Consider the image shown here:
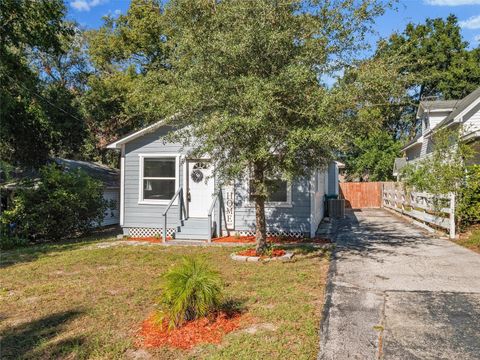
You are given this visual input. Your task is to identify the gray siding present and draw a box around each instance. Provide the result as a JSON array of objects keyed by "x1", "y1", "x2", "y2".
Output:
[
  {"x1": 122, "y1": 126, "x2": 313, "y2": 234},
  {"x1": 123, "y1": 126, "x2": 186, "y2": 229},
  {"x1": 231, "y1": 177, "x2": 311, "y2": 234}
]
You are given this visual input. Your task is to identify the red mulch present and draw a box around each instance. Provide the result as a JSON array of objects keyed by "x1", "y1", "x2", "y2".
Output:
[
  {"x1": 236, "y1": 248, "x2": 286, "y2": 258},
  {"x1": 137, "y1": 312, "x2": 244, "y2": 349},
  {"x1": 127, "y1": 237, "x2": 172, "y2": 243},
  {"x1": 213, "y1": 235, "x2": 331, "y2": 244}
]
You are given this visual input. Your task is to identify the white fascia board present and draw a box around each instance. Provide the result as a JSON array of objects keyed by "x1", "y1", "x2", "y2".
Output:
[
  {"x1": 454, "y1": 97, "x2": 480, "y2": 124},
  {"x1": 107, "y1": 119, "x2": 165, "y2": 149}
]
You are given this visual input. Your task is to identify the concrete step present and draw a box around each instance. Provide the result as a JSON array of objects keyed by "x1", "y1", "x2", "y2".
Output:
[{"x1": 175, "y1": 233, "x2": 211, "y2": 240}]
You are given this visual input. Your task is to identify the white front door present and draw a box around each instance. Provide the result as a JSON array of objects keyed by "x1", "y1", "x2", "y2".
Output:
[{"x1": 187, "y1": 160, "x2": 214, "y2": 217}]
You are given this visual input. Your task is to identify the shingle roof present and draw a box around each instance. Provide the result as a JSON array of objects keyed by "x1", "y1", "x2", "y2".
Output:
[
  {"x1": 1, "y1": 159, "x2": 119, "y2": 189},
  {"x1": 419, "y1": 100, "x2": 459, "y2": 111},
  {"x1": 54, "y1": 158, "x2": 119, "y2": 188}
]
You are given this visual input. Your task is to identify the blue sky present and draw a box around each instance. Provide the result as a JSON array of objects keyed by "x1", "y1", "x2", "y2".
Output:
[{"x1": 66, "y1": 0, "x2": 480, "y2": 48}]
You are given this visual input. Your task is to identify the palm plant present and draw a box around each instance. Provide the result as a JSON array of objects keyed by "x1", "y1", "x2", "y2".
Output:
[{"x1": 156, "y1": 256, "x2": 223, "y2": 329}]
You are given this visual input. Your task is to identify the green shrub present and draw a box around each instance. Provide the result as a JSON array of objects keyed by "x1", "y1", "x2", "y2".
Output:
[
  {"x1": 156, "y1": 257, "x2": 223, "y2": 329},
  {"x1": 1, "y1": 163, "x2": 106, "y2": 241},
  {"x1": 0, "y1": 235, "x2": 29, "y2": 250},
  {"x1": 457, "y1": 165, "x2": 480, "y2": 229}
]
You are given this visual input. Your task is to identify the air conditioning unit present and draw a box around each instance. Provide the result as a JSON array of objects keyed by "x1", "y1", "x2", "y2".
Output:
[{"x1": 328, "y1": 199, "x2": 345, "y2": 219}]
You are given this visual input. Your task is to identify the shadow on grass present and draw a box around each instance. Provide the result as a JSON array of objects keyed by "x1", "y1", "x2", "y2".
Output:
[
  {"x1": 218, "y1": 297, "x2": 249, "y2": 318},
  {"x1": 0, "y1": 226, "x2": 121, "y2": 269},
  {"x1": 0, "y1": 310, "x2": 85, "y2": 359}
]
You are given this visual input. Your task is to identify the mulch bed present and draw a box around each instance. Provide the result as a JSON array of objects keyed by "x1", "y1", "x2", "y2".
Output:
[
  {"x1": 236, "y1": 248, "x2": 286, "y2": 258},
  {"x1": 137, "y1": 312, "x2": 244, "y2": 349},
  {"x1": 213, "y1": 235, "x2": 331, "y2": 244}
]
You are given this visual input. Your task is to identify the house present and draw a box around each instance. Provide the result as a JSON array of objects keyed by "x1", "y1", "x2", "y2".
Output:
[
  {"x1": 401, "y1": 87, "x2": 480, "y2": 165},
  {"x1": 0, "y1": 158, "x2": 120, "y2": 227},
  {"x1": 107, "y1": 120, "x2": 339, "y2": 241}
]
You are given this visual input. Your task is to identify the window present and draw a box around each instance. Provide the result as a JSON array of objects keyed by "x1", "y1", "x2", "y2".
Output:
[
  {"x1": 139, "y1": 155, "x2": 178, "y2": 203},
  {"x1": 249, "y1": 178, "x2": 291, "y2": 204}
]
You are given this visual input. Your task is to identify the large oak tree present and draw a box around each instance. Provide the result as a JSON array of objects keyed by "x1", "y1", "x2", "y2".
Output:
[{"x1": 89, "y1": 0, "x2": 397, "y2": 252}]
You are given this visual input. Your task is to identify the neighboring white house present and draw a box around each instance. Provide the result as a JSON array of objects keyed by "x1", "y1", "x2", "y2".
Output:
[
  {"x1": 401, "y1": 87, "x2": 480, "y2": 166},
  {"x1": 107, "y1": 120, "x2": 339, "y2": 240},
  {"x1": 56, "y1": 159, "x2": 120, "y2": 227},
  {"x1": 0, "y1": 158, "x2": 120, "y2": 227}
]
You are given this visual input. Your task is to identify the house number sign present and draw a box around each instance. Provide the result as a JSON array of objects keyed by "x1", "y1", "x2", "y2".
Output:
[{"x1": 224, "y1": 184, "x2": 235, "y2": 230}]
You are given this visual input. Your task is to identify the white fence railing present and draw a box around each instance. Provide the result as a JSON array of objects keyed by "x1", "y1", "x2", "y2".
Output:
[{"x1": 382, "y1": 182, "x2": 455, "y2": 238}]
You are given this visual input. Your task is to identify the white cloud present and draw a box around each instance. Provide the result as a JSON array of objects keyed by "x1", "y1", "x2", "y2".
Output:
[
  {"x1": 460, "y1": 14, "x2": 480, "y2": 29},
  {"x1": 114, "y1": 9, "x2": 121, "y2": 15},
  {"x1": 475, "y1": 34, "x2": 480, "y2": 42},
  {"x1": 424, "y1": 0, "x2": 480, "y2": 5},
  {"x1": 71, "y1": 0, "x2": 108, "y2": 12}
]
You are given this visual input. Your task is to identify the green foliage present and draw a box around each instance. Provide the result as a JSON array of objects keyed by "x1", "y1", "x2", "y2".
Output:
[
  {"x1": 457, "y1": 165, "x2": 480, "y2": 228},
  {"x1": 1, "y1": 164, "x2": 106, "y2": 240},
  {"x1": 0, "y1": 0, "x2": 77, "y2": 167},
  {"x1": 0, "y1": 222, "x2": 29, "y2": 250},
  {"x1": 87, "y1": 0, "x2": 394, "y2": 251},
  {"x1": 401, "y1": 129, "x2": 473, "y2": 195},
  {"x1": 344, "y1": 131, "x2": 402, "y2": 181},
  {"x1": 374, "y1": 15, "x2": 480, "y2": 138},
  {"x1": 156, "y1": 257, "x2": 222, "y2": 329},
  {"x1": 401, "y1": 129, "x2": 477, "y2": 228}
]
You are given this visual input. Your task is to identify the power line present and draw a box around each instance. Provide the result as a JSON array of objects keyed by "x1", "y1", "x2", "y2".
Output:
[{"x1": 4, "y1": 73, "x2": 85, "y2": 123}]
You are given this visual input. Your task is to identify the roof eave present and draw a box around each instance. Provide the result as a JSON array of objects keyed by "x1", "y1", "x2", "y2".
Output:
[{"x1": 106, "y1": 118, "x2": 170, "y2": 150}]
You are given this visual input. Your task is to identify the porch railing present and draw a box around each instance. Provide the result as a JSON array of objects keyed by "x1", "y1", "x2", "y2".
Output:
[
  {"x1": 208, "y1": 189, "x2": 230, "y2": 242},
  {"x1": 162, "y1": 187, "x2": 187, "y2": 242}
]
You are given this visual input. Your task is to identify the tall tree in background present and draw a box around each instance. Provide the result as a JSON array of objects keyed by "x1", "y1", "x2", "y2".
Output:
[
  {"x1": 342, "y1": 15, "x2": 480, "y2": 181},
  {"x1": 0, "y1": 0, "x2": 85, "y2": 167},
  {"x1": 82, "y1": 0, "x2": 168, "y2": 165},
  {"x1": 376, "y1": 14, "x2": 480, "y2": 137}
]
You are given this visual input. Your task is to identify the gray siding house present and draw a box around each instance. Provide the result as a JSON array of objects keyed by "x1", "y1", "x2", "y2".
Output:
[{"x1": 108, "y1": 120, "x2": 338, "y2": 240}]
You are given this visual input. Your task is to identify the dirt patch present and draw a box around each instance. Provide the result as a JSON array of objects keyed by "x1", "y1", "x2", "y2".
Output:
[
  {"x1": 243, "y1": 323, "x2": 278, "y2": 334},
  {"x1": 137, "y1": 312, "x2": 245, "y2": 349},
  {"x1": 124, "y1": 349, "x2": 152, "y2": 359}
]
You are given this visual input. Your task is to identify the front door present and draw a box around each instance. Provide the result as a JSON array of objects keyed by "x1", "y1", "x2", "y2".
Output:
[{"x1": 187, "y1": 160, "x2": 214, "y2": 217}]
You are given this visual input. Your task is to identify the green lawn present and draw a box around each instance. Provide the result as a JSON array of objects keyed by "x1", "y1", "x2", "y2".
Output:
[
  {"x1": 0, "y1": 236, "x2": 329, "y2": 359},
  {"x1": 457, "y1": 228, "x2": 480, "y2": 254}
]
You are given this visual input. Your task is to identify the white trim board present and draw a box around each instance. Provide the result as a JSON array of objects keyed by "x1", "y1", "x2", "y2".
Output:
[{"x1": 137, "y1": 154, "x2": 180, "y2": 205}]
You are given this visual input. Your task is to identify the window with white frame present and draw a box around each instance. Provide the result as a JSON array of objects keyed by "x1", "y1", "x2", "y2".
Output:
[
  {"x1": 139, "y1": 156, "x2": 178, "y2": 203},
  {"x1": 249, "y1": 178, "x2": 291, "y2": 204}
]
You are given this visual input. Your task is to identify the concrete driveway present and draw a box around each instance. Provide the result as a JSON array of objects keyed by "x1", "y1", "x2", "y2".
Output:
[{"x1": 319, "y1": 209, "x2": 480, "y2": 360}]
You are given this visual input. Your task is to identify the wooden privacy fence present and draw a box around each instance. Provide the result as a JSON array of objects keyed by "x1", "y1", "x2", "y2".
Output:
[
  {"x1": 382, "y1": 182, "x2": 455, "y2": 238},
  {"x1": 339, "y1": 182, "x2": 383, "y2": 208}
]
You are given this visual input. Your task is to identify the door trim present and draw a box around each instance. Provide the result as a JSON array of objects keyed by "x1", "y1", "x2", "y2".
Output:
[{"x1": 186, "y1": 159, "x2": 213, "y2": 218}]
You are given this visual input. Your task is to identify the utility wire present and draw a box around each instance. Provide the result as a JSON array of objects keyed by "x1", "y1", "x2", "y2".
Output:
[{"x1": 4, "y1": 73, "x2": 85, "y2": 123}]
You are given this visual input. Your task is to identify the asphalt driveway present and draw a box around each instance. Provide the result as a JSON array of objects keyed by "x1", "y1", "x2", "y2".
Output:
[{"x1": 319, "y1": 209, "x2": 480, "y2": 360}]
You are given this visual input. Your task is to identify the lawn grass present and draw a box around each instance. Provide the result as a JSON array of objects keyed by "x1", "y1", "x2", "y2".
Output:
[
  {"x1": 457, "y1": 228, "x2": 480, "y2": 254},
  {"x1": 0, "y1": 237, "x2": 330, "y2": 359}
]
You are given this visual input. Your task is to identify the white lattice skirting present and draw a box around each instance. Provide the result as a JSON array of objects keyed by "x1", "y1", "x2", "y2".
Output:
[
  {"x1": 237, "y1": 230, "x2": 308, "y2": 238},
  {"x1": 128, "y1": 227, "x2": 176, "y2": 238}
]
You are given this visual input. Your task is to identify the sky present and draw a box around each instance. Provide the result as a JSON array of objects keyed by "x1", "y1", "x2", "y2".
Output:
[{"x1": 66, "y1": 0, "x2": 480, "y2": 47}]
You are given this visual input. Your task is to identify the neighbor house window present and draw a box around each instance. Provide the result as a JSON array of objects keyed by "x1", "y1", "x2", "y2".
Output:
[
  {"x1": 139, "y1": 155, "x2": 178, "y2": 203},
  {"x1": 249, "y1": 178, "x2": 291, "y2": 204}
]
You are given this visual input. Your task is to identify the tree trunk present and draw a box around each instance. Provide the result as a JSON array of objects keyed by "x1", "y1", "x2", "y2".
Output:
[
  {"x1": 255, "y1": 195, "x2": 267, "y2": 254},
  {"x1": 252, "y1": 162, "x2": 267, "y2": 254}
]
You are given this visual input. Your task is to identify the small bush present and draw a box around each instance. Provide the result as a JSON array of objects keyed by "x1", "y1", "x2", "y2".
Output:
[
  {"x1": 457, "y1": 165, "x2": 480, "y2": 229},
  {"x1": 0, "y1": 235, "x2": 29, "y2": 250},
  {"x1": 156, "y1": 257, "x2": 223, "y2": 329},
  {"x1": 1, "y1": 163, "x2": 106, "y2": 241}
]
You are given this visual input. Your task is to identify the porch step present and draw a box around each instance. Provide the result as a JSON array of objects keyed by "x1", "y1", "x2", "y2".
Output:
[{"x1": 175, "y1": 217, "x2": 211, "y2": 240}]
